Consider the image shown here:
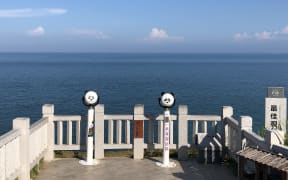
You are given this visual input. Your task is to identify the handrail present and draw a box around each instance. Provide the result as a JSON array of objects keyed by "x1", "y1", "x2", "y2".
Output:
[
  {"x1": 187, "y1": 115, "x2": 221, "y2": 121},
  {"x1": 155, "y1": 114, "x2": 177, "y2": 120},
  {"x1": 104, "y1": 114, "x2": 133, "y2": 120},
  {"x1": 271, "y1": 144, "x2": 288, "y2": 157},
  {"x1": 30, "y1": 117, "x2": 48, "y2": 134},
  {"x1": 242, "y1": 129, "x2": 269, "y2": 150},
  {"x1": 0, "y1": 129, "x2": 21, "y2": 147},
  {"x1": 54, "y1": 115, "x2": 81, "y2": 121},
  {"x1": 225, "y1": 117, "x2": 239, "y2": 130}
]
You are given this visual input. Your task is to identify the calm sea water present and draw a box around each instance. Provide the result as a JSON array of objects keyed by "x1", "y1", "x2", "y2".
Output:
[{"x1": 0, "y1": 53, "x2": 288, "y2": 135}]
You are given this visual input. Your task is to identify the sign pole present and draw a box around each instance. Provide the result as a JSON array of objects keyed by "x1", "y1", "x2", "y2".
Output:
[
  {"x1": 86, "y1": 106, "x2": 94, "y2": 164},
  {"x1": 156, "y1": 92, "x2": 176, "y2": 168},
  {"x1": 163, "y1": 108, "x2": 170, "y2": 166},
  {"x1": 80, "y1": 90, "x2": 99, "y2": 166}
]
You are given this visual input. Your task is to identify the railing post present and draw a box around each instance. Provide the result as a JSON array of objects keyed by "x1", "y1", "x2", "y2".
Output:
[
  {"x1": 42, "y1": 104, "x2": 54, "y2": 162},
  {"x1": 67, "y1": 120, "x2": 72, "y2": 145},
  {"x1": 222, "y1": 106, "x2": 233, "y2": 147},
  {"x1": 202, "y1": 121, "x2": 207, "y2": 133},
  {"x1": 125, "y1": 120, "x2": 130, "y2": 144},
  {"x1": 239, "y1": 116, "x2": 252, "y2": 150},
  {"x1": 133, "y1": 104, "x2": 144, "y2": 160},
  {"x1": 116, "y1": 120, "x2": 122, "y2": 144},
  {"x1": 108, "y1": 120, "x2": 113, "y2": 144},
  {"x1": 178, "y1": 105, "x2": 188, "y2": 160},
  {"x1": 193, "y1": 120, "x2": 198, "y2": 144},
  {"x1": 94, "y1": 104, "x2": 105, "y2": 159},
  {"x1": 13, "y1": 118, "x2": 30, "y2": 180}
]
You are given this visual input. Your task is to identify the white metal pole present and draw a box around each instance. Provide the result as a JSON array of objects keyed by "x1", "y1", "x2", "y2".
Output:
[
  {"x1": 86, "y1": 107, "x2": 94, "y2": 164},
  {"x1": 80, "y1": 106, "x2": 98, "y2": 165},
  {"x1": 156, "y1": 107, "x2": 176, "y2": 168},
  {"x1": 163, "y1": 108, "x2": 170, "y2": 166}
]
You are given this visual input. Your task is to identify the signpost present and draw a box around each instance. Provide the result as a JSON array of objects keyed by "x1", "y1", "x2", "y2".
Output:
[
  {"x1": 79, "y1": 90, "x2": 99, "y2": 165},
  {"x1": 156, "y1": 92, "x2": 176, "y2": 168}
]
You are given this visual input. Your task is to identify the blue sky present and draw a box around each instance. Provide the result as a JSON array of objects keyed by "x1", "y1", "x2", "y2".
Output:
[{"x1": 1, "y1": 1, "x2": 288, "y2": 53}]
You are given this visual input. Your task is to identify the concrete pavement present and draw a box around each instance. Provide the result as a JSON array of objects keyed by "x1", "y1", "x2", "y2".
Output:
[{"x1": 36, "y1": 157, "x2": 236, "y2": 180}]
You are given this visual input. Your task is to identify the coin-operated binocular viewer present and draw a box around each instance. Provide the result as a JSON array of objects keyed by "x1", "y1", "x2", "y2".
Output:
[
  {"x1": 79, "y1": 90, "x2": 99, "y2": 165},
  {"x1": 156, "y1": 92, "x2": 176, "y2": 168}
]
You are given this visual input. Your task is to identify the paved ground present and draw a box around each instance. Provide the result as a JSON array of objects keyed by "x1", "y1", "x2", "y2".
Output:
[{"x1": 36, "y1": 157, "x2": 236, "y2": 180}]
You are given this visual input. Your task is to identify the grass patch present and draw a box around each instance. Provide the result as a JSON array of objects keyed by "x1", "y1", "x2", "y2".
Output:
[
  {"x1": 187, "y1": 148, "x2": 199, "y2": 158},
  {"x1": 257, "y1": 126, "x2": 265, "y2": 137},
  {"x1": 285, "y1": 133, "x2": 288, "y2": 146},
  {"x1": 30, "y1": 164, "x2": 39, "y2": 179},
  {"x1": 29, "y1": 158, "x2": 45, "y2": 179},
  {"x1": 144, "y1": 149, "x2": 178, "y2": 158},
  {"x1": 55, "y1": 150, "x2": 134, "y2": 158},
  {"x1": 55, "y1": 150, "x2": 84, "y2": 158},
  {"x1": 105, "y1": 150, "x2": 132, "y2": 157}
]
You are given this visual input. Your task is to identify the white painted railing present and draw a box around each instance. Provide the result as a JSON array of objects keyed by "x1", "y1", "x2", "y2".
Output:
[
  {"x1": 225, "y1": 117, "x2": 240, "y2": 155},
  {"x1": 151, "y1": 114, "x2": 177, "y2": 149},
  {"x1": 104, "y1": 114, "x2": 133, "y2": 149},
  {"x1": 53, "y1": 115, "x2": 82, "y2": 151},
  {"x1": 29, "y1": 117, "x2": 48, "y2": 168},
  {"x1": 222, "y1": 106, "x2": 288, "y2": 159},
  {"x1": 0, "y1": 105, "x2": 83, "y2": 180},
  {"x1": 0, "y1": 129, "x2": 21, "y2": 180},
  {"x1": 2, "y1": 103, "x2": 288, "y2": 179}
]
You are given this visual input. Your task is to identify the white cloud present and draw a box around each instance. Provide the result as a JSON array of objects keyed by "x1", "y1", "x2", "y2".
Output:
[
  {"x1": 234, "y1": 32, "x2": 250, "y2": 40},
  {"x1": 234, "y1": 25, "x2": 288, "y2": 41},
  {"x1": 150, "y1": 28, "x2": 169, "y2": 39},
  {"x1": 255, "y1": 31, "x2": 272, "y2": 40},
  {"x1": 69, "y1": 29, "x2": 109, "y2": 39},
  {"x1": 281, "y1": 26, "x2": 288, "y2": 34},
  {"x1": 28, "y1": 26, "x2": 45, "y2": 36},
  {"x1": 0, "y1": 8, "x2": 67, "y2": 18},
  {"x1": 147, "y1": 27, "x2": 183, "y2": 41}
]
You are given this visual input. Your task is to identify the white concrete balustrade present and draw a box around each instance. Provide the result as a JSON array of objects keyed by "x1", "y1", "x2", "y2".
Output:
[
  {"x1": 1, "y1": 103, "x2": 288, "y2": 180},
  {"x1": 29, "y1": 117, "x2": 48, "y2": 168},
  {"x1": 53, "y1": 115, "x2": 82, "y2": 151}
]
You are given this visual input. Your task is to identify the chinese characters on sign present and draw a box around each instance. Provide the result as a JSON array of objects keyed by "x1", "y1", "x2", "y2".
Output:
[{"x1": 164, "y1": 122, "x2": 169, "y2": 151}]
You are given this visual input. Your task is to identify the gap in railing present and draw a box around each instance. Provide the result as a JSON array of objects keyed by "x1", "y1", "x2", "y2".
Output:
[
  {"x1": 72, "y1": 121, "x2": 77, "y2": 144},
  {"x1": 62, "y1": 121, "x2": 67, "y2": 144},
  {"x1": 80, "y1": 119, "x2": 87, "y2": 145},
  {"x1": 144, "y1": 121, "x2": 149, "y2": 144},
  {"x1": 174, "y1": 121, "x2": 178, "y2": 144},
  {"x1": 54, "y1": 122, "x2": 57, "y2": 144},
  {"x1": 217, "y1": 123, "x2": 221, "y2": 134},
  {"x1": 130, "y1": 121, "x2": 134, "y2": 143},
  {"x1": 207, "y1": 121, "x2": 212, "y2": 135},
  {"x1": 198, "y1": 122, "x2": 203, "y2": 133},
  {"x1": 104, "y1": 120, "x2": 134, "y2": 144},
  {"x1": 153, "y1": 120, "x2": 159, "y2": 143},
  {"x1": 188, "y1": 121, "x2": 193, "y2": 144},
  {"x1": 104, "y1": 120, "x2": 108, "y2": 143}
]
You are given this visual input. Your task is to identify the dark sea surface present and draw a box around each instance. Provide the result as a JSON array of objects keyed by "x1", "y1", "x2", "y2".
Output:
[{"x1": 0, "y1": 53, "x2": 288, "y2": 135}]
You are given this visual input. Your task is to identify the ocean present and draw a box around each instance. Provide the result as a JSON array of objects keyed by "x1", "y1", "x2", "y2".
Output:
[{"x1": 0, "y1": 53, "x2": 288, "y2": 136}]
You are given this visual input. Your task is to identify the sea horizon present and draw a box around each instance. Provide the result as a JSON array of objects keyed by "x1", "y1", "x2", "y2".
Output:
[{"x1": 0, "y1": 53, "x2": 287, "y2": 137}]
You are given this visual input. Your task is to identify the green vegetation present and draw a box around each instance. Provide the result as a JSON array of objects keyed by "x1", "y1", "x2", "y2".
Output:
[
  {"x1": 285, "y1": 133, "x2": 288, "y2": 146},
  {"x1": 285, "y1": 121, "x2": 288, "y2": 146},
  {"x1": 30, "y1": 158, "x2": 44, "y2": 180},
  {"x1": 55, "y1": 150, "x2": 84, "y2": 158},
  {"x1": 257, "y1": 126, "x2": 265, "y2": 137}
]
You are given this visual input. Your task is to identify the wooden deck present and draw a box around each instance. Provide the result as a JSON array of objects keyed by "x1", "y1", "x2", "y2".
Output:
[{"x1": 237, "y1": 147, "x2": 288, "y2": 180}]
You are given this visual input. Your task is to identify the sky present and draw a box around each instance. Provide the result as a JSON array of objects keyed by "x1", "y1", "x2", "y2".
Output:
[{"x1": 1, "y1": 1, "x2": 288, "y2": 53}]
